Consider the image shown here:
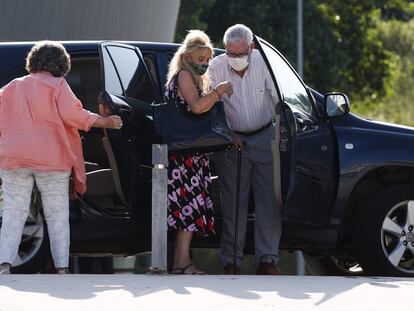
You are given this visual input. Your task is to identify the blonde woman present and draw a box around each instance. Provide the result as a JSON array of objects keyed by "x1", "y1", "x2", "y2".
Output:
[{"x1": 165, "y1": 30, "x2": 232, "y2": 274}]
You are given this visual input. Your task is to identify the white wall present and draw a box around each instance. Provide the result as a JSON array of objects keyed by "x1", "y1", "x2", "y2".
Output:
[{"x1": 0, "y1": 0, "x2": 180, "y2": 42}]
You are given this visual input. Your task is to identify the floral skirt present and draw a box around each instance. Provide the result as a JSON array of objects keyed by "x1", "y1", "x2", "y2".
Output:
[{"x1": 167, "y1": 153, "x2": 215, "y2": 236}]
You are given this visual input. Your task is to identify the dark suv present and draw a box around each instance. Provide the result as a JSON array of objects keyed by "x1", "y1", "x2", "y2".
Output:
[{"x1": 1, "y1": 38, "x2": 414, "y2": 276}]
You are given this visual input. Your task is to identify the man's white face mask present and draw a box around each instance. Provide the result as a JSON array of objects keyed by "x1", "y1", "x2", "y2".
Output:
[{"x1": 228, "y1": 55, "x2": 249, "y2": 71}]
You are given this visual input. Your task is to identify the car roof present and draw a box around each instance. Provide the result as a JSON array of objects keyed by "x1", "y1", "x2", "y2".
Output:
[{"x1": 0, "y1": 40, "x2": 180, "y2": 52}]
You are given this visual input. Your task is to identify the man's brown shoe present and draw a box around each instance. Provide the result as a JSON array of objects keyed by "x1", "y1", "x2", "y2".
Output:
[
  {"x1": 224, "y1": 264, "x2": 241, "y2": 275},
  {"x1": 256, "y1": 262, "x2": 279, "y2": 275}
]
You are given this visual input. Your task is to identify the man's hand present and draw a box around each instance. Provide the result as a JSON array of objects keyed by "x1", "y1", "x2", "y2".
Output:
[{"x1": 216, "y1": 81, "x2": 233, "y2": 97}]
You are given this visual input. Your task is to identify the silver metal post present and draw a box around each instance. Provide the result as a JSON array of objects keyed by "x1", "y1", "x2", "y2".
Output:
[
  {"x1": 296, "y1": 0, "x2": 305, "y2": 275},
  {"x1": 150, "y1": 144, "x2": 168, "y2": 273}
]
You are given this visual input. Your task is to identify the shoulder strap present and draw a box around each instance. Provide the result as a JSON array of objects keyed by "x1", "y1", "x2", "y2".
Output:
[{"x1": 169, "y1": 70, "x2": 181, "y2": 100}]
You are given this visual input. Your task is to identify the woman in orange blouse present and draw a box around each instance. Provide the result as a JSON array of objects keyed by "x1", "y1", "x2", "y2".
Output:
[{"x1": 0, "y1": 40, "x2": 122, "y2": 274}]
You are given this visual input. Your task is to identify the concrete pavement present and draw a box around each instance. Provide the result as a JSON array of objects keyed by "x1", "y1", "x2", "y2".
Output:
[{"x1": 0, "y1": 275, "x2": 412, "y2": 310}]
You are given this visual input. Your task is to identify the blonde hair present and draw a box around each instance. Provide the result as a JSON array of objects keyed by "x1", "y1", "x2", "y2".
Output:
[{"x1": 166, "y1": 30, "x2": 214, "y2": 94}]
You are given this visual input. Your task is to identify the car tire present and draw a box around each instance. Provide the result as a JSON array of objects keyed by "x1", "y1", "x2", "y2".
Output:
[
  {"x1": 353, "y1": 184, "x2": 414, "y2": 276},
  {"x1": 0, "y1": 190, "x2": 51, "y2": 274},
  {"x1": 304, "y1": 254, "x2": 365, "y2": 276}
]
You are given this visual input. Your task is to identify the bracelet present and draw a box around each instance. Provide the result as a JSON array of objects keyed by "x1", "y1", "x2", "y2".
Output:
[{"x1": 212, "y1": 88, "x2": 221, "y2": 100}]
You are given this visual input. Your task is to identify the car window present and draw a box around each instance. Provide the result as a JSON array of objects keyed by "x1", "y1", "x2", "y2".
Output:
[
  {"x1": 66, "y1": 57, "x2": 101, "y2": 113},
  {"x1": 259, "y1": 41, "x2": 315, "y2": 118},
  {"x1": 142, "y1": 53, "x2": 160, "y2": 92},
  {"x1": 104, "y1": 45, "x2": 155, "y2": 104},
  {"x1": 101, "y1": 47, "x2": 125, "y2": 96}
]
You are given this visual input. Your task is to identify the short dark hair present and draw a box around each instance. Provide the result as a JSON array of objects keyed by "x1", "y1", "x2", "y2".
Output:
[{"x1": 25, "y1": 40, "x2": 71, "y2": 77}]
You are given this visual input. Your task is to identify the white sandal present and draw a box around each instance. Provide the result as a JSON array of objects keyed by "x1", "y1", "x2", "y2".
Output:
[{"x1": 171, "y1": 263, "x2": 207, "y2": 275}]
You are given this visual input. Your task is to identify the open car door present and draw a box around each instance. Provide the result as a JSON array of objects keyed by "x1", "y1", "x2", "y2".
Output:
[
  {"x1": 97, "y1": 42, "x2": 162, "y2": 211},
  {"x1": 254, "y1": 36, "x2": 338, "y2": 226}
]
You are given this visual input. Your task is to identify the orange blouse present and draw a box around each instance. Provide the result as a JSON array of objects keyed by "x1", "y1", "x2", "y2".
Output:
[{"x1": 0, "y1": 72, "x2": 99, "y2": 193}]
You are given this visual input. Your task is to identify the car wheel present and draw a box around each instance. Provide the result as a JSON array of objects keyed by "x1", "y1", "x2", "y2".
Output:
[
  {"x1": 0, "y1": 189, "x2": 51, "y2": 273},
  {"x1": 353, "y1": 184, "x2": 414, "y2": 276},
  {"x1": 304, "y1": 254, "x2": 364, "y2": 276}
]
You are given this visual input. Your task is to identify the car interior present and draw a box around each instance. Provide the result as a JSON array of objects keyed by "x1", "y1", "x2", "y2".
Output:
[{"x1": 67, "y1": 57, "x2": 128, "y2": 215}]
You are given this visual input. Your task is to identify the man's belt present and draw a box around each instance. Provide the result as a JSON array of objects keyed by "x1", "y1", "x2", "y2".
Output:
[{"x1": 233, "y1": 121, "x2": 273, "y2": 137}]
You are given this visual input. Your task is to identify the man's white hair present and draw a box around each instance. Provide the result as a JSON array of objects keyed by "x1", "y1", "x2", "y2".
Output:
[{"x1": 223, "y1": 24, "x2": 253, "y2": 45}]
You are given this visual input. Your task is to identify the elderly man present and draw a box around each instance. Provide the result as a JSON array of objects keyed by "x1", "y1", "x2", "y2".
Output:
[{"x1": 208, "y1": 24, "x2": 281, "y2": 275}]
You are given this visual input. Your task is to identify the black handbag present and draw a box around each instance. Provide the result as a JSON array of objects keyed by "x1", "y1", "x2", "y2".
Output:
[{"x1": 152, "y1": 80, "x2": 232, "y2": 152}]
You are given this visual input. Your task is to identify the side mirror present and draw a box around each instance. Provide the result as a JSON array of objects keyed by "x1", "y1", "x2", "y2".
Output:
[{"x1": 324, "y1": 92, "x2": 350, "y2": 117}]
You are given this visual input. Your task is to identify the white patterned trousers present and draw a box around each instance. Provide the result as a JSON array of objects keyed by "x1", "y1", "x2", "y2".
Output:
[{"x1": 0, "y1": 168, "x2": 71, "y2": 269}]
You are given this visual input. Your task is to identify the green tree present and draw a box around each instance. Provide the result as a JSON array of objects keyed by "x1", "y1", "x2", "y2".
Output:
[
  {"x1": 318, "y1": 1, "x2": 395, "y2": 99},
  {"x1": 373, "y1": 0, "x2": 414, "y2": 20},
  {"x1": 175, "y1": 0, "x2": 215, "y2": 43},
  {"x1": 353, "y1": 18, "x2": 414, "y2": 125}
]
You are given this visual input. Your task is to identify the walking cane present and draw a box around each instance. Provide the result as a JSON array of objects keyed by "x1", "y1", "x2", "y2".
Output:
[{"x1": 233, "y1": 145, "x2": 242, "y2": 274}]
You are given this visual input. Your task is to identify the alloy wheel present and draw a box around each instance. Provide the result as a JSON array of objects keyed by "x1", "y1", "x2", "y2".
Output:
[{"x1": 381, "y1": 200, "x2": 414, "y2": 273}]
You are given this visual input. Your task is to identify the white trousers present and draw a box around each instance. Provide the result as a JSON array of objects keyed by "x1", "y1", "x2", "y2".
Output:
[{"x1": 0, "y1": 168, "x2": 71, "y2": 269}]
